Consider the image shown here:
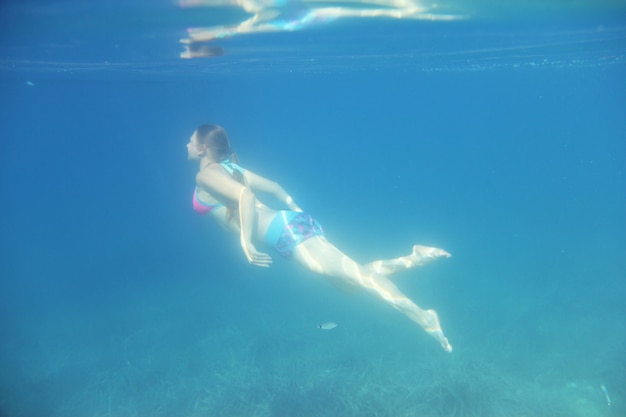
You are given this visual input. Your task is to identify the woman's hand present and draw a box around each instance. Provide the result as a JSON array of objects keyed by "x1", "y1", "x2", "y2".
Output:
[{"x1": 246, "y1": 246, "x2": 273, "y2": 267}]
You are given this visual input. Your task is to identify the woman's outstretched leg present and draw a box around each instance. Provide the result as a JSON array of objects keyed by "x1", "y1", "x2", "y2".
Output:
[
  {"x1": 364, "y1": 245, "x2": 451, "y2": 276},
  {"x1": 294, "y1": 237, "x2": 452, "y2": 352}
]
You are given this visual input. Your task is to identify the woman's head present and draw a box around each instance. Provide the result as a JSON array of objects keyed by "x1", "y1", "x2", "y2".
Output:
[
  {"x1": 191, "y1": 124, "x2": 232, "y2": 162},
  {"x1": 189, "y1": 123, "x2": 245, "y2": 223}
]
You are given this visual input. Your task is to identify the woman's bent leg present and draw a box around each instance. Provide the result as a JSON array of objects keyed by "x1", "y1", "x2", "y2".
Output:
[
  {"x1": 364, "y1": 245, "x2": 451, "y2": 276},
  {"x1": 293, "y1": 237, "x2": 452, "y2": 352}
]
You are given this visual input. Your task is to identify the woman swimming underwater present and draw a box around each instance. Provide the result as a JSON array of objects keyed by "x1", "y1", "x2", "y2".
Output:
[{"x1": 187, "y1": 124, "x2": 453, "y2": 352}]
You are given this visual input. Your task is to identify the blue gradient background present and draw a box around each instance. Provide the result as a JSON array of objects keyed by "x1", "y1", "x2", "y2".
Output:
[{"x1": 1, "y1": 1, "x2": 625, "y2": 416}]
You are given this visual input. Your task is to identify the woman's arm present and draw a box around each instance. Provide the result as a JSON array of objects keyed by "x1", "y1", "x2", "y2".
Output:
[
  {"x1": 197, "y1": 166, "x2": 272, "y2": 267},
  {"x1": 243, "y1": 170, "x2": 302, "y2": 212},
  {"x1": 238, "y1": 187, "x2": 272, "y2": 267}
]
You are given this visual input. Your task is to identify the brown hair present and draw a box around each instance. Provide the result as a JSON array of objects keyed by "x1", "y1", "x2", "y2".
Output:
[{"x1": 195, "y1": 124, "x2": 246, "y2": 223}]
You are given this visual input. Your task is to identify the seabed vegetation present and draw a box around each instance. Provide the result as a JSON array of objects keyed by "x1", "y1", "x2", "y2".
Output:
[{"x1": 1, "y1": 298, "x2": 620, "y2": 417}]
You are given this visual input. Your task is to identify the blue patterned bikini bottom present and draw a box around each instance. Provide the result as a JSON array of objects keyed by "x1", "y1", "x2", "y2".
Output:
[{"x1": 264, "y1": 211, "x2": 325, "y2": 258}]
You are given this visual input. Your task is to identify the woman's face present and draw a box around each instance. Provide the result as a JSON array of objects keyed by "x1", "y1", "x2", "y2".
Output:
[{"x1": 186, "y1": 132, "x2": 205, "y2": 160}]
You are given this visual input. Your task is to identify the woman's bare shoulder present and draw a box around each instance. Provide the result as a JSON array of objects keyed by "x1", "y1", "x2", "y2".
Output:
[{"x1": 196, "y1": 163, "x2": 229, "y2": 184}]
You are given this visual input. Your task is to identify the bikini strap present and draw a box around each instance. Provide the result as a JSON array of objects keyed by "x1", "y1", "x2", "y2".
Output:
[{"x1": 220, "y1": 158, "x2": 245, "y2": 176}]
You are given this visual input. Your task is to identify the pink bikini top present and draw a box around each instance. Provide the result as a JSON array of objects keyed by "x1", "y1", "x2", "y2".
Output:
[
  {"x1": 193, "y1": 187, "x2": 223, "y2": 215},
  {"x1": 192, "y1": 158, "x2": 245, "y2": 215}
]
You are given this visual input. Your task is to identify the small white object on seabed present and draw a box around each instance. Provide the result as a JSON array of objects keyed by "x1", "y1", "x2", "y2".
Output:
[
  {"x1": 317, "y1": 322, "x2": 337, "y2": 330},
  {"x1": 600, "y1": 384, "x2": 612, "y2": 406}
]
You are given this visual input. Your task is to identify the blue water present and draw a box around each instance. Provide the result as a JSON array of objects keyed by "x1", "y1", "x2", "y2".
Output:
[{"x1": 1, "y1": 1, "x2": 625, "y2": 416}]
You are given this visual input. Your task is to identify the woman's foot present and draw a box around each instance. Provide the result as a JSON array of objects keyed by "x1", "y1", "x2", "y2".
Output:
[
  {"x1": 409, "y1": 245, "x2": 451, "y2": 267},
  {"x1": 365, "y1": 245, "x2": 451, "y2": 276},
  {"x1": 423, "y1": 309, "x2": 453, "y2": 353}
]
